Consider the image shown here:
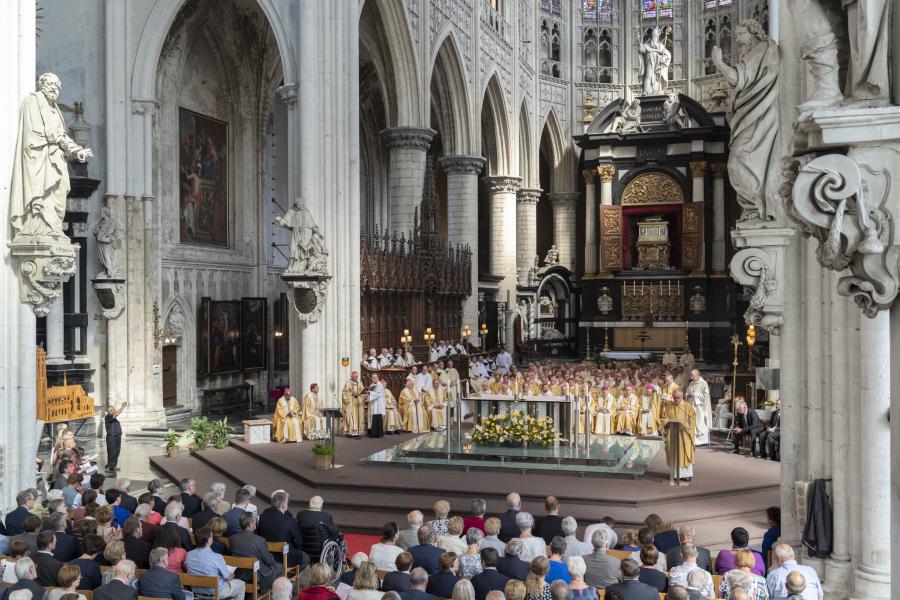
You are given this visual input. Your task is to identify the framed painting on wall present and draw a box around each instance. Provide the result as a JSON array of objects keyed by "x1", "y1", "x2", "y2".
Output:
[
  {"x1": 273, "y1": 293, "x2": 290, "y2": 370},
  {"x1": 241, "y1": 297, "x2": 268, "y2": 371},
  {"x1": 178, "y1": 107, "x2": 228, "y2": 247},
  {"x1": 197, "y1": 297, "x2": 211, "y2": 378},
  {"x1": 209, "y1": 300, "x2": 241, "y2": 374}
]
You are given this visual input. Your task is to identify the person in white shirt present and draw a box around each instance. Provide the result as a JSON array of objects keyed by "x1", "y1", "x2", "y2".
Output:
[
  {"x1": 515, "y1": 512, "x2": 547, "y2": 563},
  {"x1": 475, "y1": 360, "x2": 490, "y2": 380},
  {"x1": 582, "y1": 517, "x2": 618, "y2": 550},
  {"x1": 495, "y1": 348, "x2": 513, "y2": 374},
  {"x1": 766, "y1": 544, "x2": 823, "y2": 600},
  {"x1": 365, "y1": 350, "x2": 380, "y2": 370},
  {"x1": 429, "y1": 343, "x2": 441, "y2": 363},
  {"x1": 560, "y1": 517, "x2": 592, "y2": 560},
  {"x1": 415, "y1": 366, "x2": 433, "y2": 392},
  {"x1": 369, "y1": 522, "x2": 404, "y2": 572},
  {"x1": 379, "y1": 349, "x2": 393, "y2": 368}
]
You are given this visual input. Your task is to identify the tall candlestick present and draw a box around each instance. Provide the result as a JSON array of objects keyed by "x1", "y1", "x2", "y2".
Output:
[{"x1": 668, "y1": 279, "x2": 671, "y2": 294}]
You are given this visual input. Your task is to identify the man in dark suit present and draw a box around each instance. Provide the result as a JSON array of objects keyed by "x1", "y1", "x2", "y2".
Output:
[
  {"x1": 11, "y1": 515, "x2": 42, "y2": 555},
  {"x1": 190, "y1": 492, "x2": 221, "y2": 533},
  {"x1": 33, "y1": 531, "x2": 63, "y2": 587},
  {"x1": 94, "y1": 560, "x2": 139, "y2": 600},
  {"x1": 471, "y1": 548, "x2": 510, "y2": 600},
  {"x1": 117, "y1": 479, "x2": 139, "y2": 514},
  {"x1": 179, "y1": 478, "x2": 202, "y2": 518},
  {"x1": 296, "y1": 495, "x2": 339, "y2": 562},
  {"x1": 139, "y1": 548, "x2": 186, "y2": 600},
  {"x1": 407, "y1": 525, "x2": 444, "y2": 576},
  {"x1": 52, "y1": 460, "x2": 74, "y2": 491},
  {"x1": 760, "y1": 400, "x2": 781, "y2": 460},
  {"x1": 0, "y1": 557, "x2": 45, "y2": 600},
  {"x1": 425, "y1": 553, "x2": 459, "y2": 598},
  {"x1": 381, "y1": 552, "x2": 413, "y2": 593},
  {"x1": 582, "y1": 529, "x2": 621, "y2": 589},
  {"x1": 731, "y1": 401, "x2": 765, "y2": 456},
  {"x1": 399, "y1": 567, "x2": 436, "y2": 600},
  {"x1": 637, "y1": 546, "x2": 667, "y2": 593},
  {"x1": 664, "y1": 526, "x2": 712, "y2": 573},
  {"x1": 496, "y1": 539, "x2": 530, "y2": 581},
  {"x1": 122, "y1": 517, "x2": 151, "y2": 569},
  {"x1": 533, "y1": 496, "x2": 564, "y2": 545},
  {"x1": 496, "y1": 492, "x2": 521, "y2": 543},
  {"x1": 604, "y1": 559, "x2": 659, "y2": 600},
  {"x1": 4, "y1": 490, "x2": 36, "y2": 536},
  {"x1": 256, "y1": 490, "x2": 308, "y2": 569},
  {"x1": 229, "y1": 512, "x2": 279, "y2": 593},
  {"x1": 222, "y1": 488, "x2": 253, "y2": 536},
  {"x1": 49, "y1": 511, "x2": 80, "y2": 562}
]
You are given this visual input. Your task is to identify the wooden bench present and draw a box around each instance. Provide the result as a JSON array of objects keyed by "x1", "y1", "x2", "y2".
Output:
[
  {"x1": 266, "y1": 541, "x2": 299, "y2": 584},
  {"x1": 179, "y1": 572, "x2": 220, "y2": 600},
  {"x1": 225, "y1": 555, "x2": 269, "y2": 600}
]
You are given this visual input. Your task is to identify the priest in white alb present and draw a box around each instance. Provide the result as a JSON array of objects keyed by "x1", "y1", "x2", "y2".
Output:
[
  {"x1": 367, "y1": 373, "x2": 386, "y2": 438},
  {"x1": 684, "y1": 369, "x2": 712, "y2": 445}
]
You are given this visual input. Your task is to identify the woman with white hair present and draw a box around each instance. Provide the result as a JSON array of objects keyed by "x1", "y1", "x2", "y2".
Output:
[
  {"x1": 209, "y1": 482, "x2": 229, "y2": 514},
  {"x1": 565, "y1": 556, "x2": 596, "y2": 600},
  {"x1": 451, "y1": 578, "x2": 476, "y2": 600},
  {"x1": 515, "y1": 513, "x2": 547, "y2": 563},
  {"x1": 458, "y1": 528, "x2": 484, "y2": 577}
]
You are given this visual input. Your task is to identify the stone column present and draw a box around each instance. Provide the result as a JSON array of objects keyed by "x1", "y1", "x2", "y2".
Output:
[
  {"x1": 45, "y1": 298, "x2": 65, "y2": 364},
  {"x1": 548, "y1": 192, "x2": 578, "y2": 271},
  {"x1": 440, "y1": 155, "x2": 485, "y2": 329},
  {"x1": 583, "y1": 169, "x2": 597, "y2": 274},
  {"x1": 852, "y1": 311, "x2": 892, "y2": 600},
  {"x1": 711, "y1": 163, "x2": 727, "y2": 272},
  {"x1": 381, "y1": 126, "x2": 435, "y2": 235},
  {"x1": 485, "y1": 176, "x2": 522, "y2": 347},
  {"x1": 689, "y1": 162, "x2": 706, "y2": 202},
  {"x1": 0, "y1": 0, "x2": 37, "y2": 513},
  {"x1": 598, "y1": 165, "x2": 615, "y2": 206},
  {"x1": 825, "y1": 283, "x2": 853, "y2": 596},
  {"x1": 516, "y1": 189, "x2": 541, "y2": 283}
]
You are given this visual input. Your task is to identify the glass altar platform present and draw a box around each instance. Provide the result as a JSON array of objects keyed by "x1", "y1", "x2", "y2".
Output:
[{"x1": 361, "y1": 432, "x2": 664, "y2": 478}]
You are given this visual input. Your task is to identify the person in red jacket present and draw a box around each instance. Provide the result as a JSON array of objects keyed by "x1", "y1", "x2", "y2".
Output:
[{"x1": 298, "y1": 564, "x2": 339, "y2": 600}]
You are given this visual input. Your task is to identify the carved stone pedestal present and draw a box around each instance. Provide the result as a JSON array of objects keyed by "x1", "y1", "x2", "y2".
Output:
[
  {"x1": 282, "y1": 273, "x2": 332, "y2": 324},
  {"x1": 91, "y1": 277, "x2": 126, "y2": 319},
  {"x1": 729, "y1": 227, "x2": 795, "y2": 334},
  {"x1": 8, "y1": 238, "x2": 79, "y2": 317}
]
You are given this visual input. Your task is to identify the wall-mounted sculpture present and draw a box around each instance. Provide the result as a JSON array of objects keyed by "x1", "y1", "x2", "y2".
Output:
[
  {"x1": 91, "y1": 205, "x2": 126, "y2": 319},
  {"x1": 8, "y1": 74, "x2": 93, "y2": 316},
  {"x1": 276, "y1": 199, "x2": 331, "y2": 324}
]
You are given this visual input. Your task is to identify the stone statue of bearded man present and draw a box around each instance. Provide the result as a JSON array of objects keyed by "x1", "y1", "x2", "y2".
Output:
[{"x1": 9, "y1": 73, "x2": 93, "y2": 241}]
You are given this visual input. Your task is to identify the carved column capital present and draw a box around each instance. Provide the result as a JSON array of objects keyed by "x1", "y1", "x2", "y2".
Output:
[
  {"x1": 483, "y1": 175, "x2": 522, "y2": 194},
  {"x1": 710, "y1": 163, "x2": 728, "y2": 178},
  {"x1": 689, "y1": 161, "x2": 708, "y2": 178},
  {"x1": 582, "y1": 169, "x2": 597, "y2": 185},
  {"x1": 275, "y1": 83, "x2": 298, "y2": 107},
  {"x1": 597, "y1": 165, "x2": 616, "y2": 183},
  {"x1": 380, "y1": 126, "x2": 436, "y2": 150},
  {"x1": 439, "y1": 155, "x2": 485, "y2": 176},
  {"x1": 729, "y1": 227, "x2": 795, "y2": 335},
  {"x1": 517, "y1": 188, "x2": 542, "y2": 205}
]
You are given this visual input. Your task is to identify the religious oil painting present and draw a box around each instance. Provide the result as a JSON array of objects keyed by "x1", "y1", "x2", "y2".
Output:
[
  {"x1": 179, "y1": 108, "x2": 228, "y2": 247},
  {"x1": 241, "y1": 297, "x2": 268, "y2": 371},
  {"x1": 197, "y1": 297, "x2": 211, "y2": 378},
  {"x1": 209, "y1": 300, "x2": 242, "y2": 374}
]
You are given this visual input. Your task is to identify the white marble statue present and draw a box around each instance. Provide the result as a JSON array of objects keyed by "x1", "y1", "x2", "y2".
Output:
[
  {"x1": 544, "y1": 244, "x2": 560, "y2": 265},
  {"x1": 711, "y1": 20, "x2": 780, "y2": 225},
  {"x1": 307, "y1": 224, "x2": 329, "y2": 274},
  {"x1": 638, "y1": 26, "x2": 671, "y2": 96},
  {"x1": 663, "y1": 91, "x2": 686, "y2": 129},
  {"x1": 787, "y1": 0, "x2": 843, "y2": 111},
  {"x1": 9, "y1": 73, "x2": 93, "y2": 241},
  {"x1": 607, "y1": 99, "x2": 643, "y2": 135},
  {"x1": 93, "y1": 206, "x2": 121, "y2": 278},
  {"x1": 275, "y1": 198, "x2": 320, "y2": 273},
  {"x1": 843, "y1": 0, "x2": 890, "y2": 104}
]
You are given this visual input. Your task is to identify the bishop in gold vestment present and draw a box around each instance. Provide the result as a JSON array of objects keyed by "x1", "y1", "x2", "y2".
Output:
[
  {"x1": 341, "y1": 372, "x2": 366, "y2": 438},
  {"x1": 383, "y1": 383, "x2": 403, "y2": 433},
  {"x1": 401, "y1": 380, "x2": 430, "y2": 433},
  {"x1": 302, "y1": 384, "x2": 327, "y2": 440},
  {"x1": 660, "y1": 390, "x2": 697, "y2": 480},
  {"x1": 273, "y1": 388, "x2": 303, "y2": 443}
]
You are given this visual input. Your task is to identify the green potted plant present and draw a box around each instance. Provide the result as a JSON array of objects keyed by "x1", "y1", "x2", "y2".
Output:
[
  {"x1": 187, "y1": 416, "x2": 213, "y2": 453},
  {"x1": 312, "y1": 442, "x2": 335, "y2": 471},
  {"x1": 210, "y1": 417, "x2": 233, "y2": 449},
  {"x1": 163, "y1": 430, "x2": 181, "y2": 458}
]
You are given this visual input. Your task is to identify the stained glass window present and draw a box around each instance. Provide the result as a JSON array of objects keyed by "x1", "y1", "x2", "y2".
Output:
[
  {"x1": 583, "y1": 0, "x2": 612, "y2": 21},
  {"x1": 705, "y1": 0, "x2": 732, "y2": 7},
  {"x1": 541, "y1": 0, "x2": 551, "y2": 13},
  {"x1": 551, "y1": 0, "x2": 562, "y2": 17},
  {"x1": 641, "y1": 0, "x2": 673, "y2": 20}
]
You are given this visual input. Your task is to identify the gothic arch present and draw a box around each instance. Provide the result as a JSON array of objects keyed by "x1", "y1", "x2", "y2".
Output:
[
  {"x1": 518, "y1": 103, "x2": 533, "y2": 187},
  {"x1": 539, "y1": 108, "x2": 566, "y2": 192},
  {"x1": 480, "y1": 74, "x2": 511, "y2": 176},
  {"x1": 429, "y1": 29, "x2": 473, "y2": 156},
  {"x1": 132, "y1": 0, "x2": 296, "y2": 100},
  {"x1": 359, "y1": 0, "x2": 422, "y2": 126},
  {"x1": 161, "y1": 294, "x2": 196, "y2": 409}
]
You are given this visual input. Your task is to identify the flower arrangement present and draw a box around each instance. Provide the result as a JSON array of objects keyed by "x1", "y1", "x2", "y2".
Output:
[{"x1": 469, "y1": 412, "x2": 558, "y2": 447}]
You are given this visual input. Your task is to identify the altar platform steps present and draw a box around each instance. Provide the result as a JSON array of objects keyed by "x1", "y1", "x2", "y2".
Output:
[{"x1": 149, "y1": 432, "x2": 778, "y2": 549}]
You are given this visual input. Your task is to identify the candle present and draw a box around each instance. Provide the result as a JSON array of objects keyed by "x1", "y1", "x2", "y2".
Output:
[
  {"x1": 668, "y1": 280, "x2": 671, "y2": 294},
  {"x1": 641, "y1": 281, "x2": 644, "y2": 294}
]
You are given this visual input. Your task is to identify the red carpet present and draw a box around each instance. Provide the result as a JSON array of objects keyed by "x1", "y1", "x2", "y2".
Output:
[{"x1": 344, "y1": 533, "x2": 380, "y2": 557}]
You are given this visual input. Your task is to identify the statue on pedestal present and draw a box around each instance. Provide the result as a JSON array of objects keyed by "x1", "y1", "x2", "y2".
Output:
[
  {"x1": 93, "y1": 206, "x2": 120, "y2": 278},
  {"x1": 711, "y1": 20, "x2": 781, "y2": 225},
  {"x1": 10, "y1": 73, "x2": 93, "y2": 241},
  {"x1": 638, "y1": 26, "x2": 671, "y2": 96},
  {"x1": 275, "y1": 199, "x2": 320, "y2": 274},
  {"x1": 607, "y1": 99, "x2": 643, "y2": 135},
  {"x1": 543, "y1": 244, "x2": 560, "y2": 266},
  {"x1": 663, "y1": 91, "x2": 686, "y2": 129},
  {"x1": 276, "y1": 198, "x2": 331, "y2": 324}
]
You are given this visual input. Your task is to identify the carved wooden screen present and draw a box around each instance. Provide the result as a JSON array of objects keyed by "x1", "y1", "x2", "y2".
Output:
[
  {"x1": 682, "y1": 202, "x2": 703, "y2": 270},
  {"x1": 600, "y1": 205, "x2": 624, "y2": 270}
]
